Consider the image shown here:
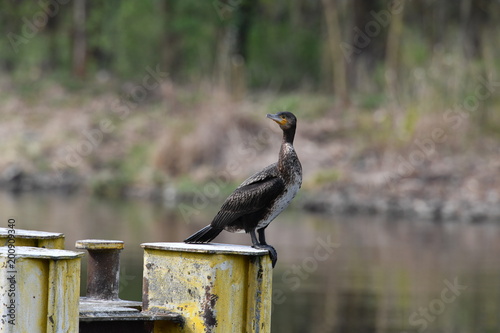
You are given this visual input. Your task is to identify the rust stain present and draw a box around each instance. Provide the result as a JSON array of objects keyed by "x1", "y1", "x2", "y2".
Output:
[
  {"x1": 202, "y1": 284, "x2": 218, "y2": 331},
  {"x1": 257, "y1": 265, "x2": 263, "y2": 281},
  {"x1": 142, "y1": 276, "x2": 150, "y2": 310}
]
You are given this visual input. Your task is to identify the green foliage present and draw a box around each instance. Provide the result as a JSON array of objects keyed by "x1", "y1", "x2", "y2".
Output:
[
  {"x1": 92, "y1": 1, "x2": 164, "y2": 78},
  {"x1": 247, "y1": 17, "x2": 321, "y2": 90},
  {"x1": 402, "y1": 106, "x2": 419, "y2": 138},
  {"x1": 401, "y1": 28, "x2": 430, "y2": 67},
  {"x1": 167, "y1": 1, "x2": 219, "y2": 79},
  {"x1": 267, "y1": 94, "x2": 301, "y2": 112},
  {"x1": 90, "y1": 170, "x2": 130, "y2": 198},
  {"x1": 1, "y1": 0, "x2": 500, "y2": 154},
  {"x1": 121, "y1": 144, "x2": 151, "y2": 179},
  {"x1": 2, "y1": 0, "x2": 499, "y2": 104},
  {"x1": 89, "y1": 143, "x2": 152, "y2": 198},
  {"x1": 265, "y1": 93, "x2": 335, "y2": 119},
  {"x1": 308, "y1": 169, "x2": 343, "y2": 189},
  {"x1": 358, "y1": 93, "x2": 386, "y2": 110}
]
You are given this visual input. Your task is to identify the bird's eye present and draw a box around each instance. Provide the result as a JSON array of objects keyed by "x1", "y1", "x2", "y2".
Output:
[{"x1": 281, "y1": 115, "x2": 285, "y2": 119}]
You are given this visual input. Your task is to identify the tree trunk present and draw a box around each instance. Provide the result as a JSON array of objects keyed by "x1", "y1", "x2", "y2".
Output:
[
  {"x1": 214, "y1": 0, "x2": 256, "y2": 100},
  {"x1": 46, "y1": 11, "x2": 60, "y2": 72},
  {"x1": 477, "y1": 6, "x2": 493, "y2": 129},
  {"x1": 321, "y1": 0, "x2": 349, "y2": 106},
  {"x1": 72, "y1": 0, "x2": 87, "y2": 78},
  {"x1": 385, "y1": 0, "x2": 405, "y2": 108},
  {"x1": 161, "y1": 0, "x2": 181, "y2": 79}
]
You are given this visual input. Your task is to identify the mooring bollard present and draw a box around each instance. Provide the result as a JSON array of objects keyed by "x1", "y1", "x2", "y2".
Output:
[
  {"x1": 77, "y1": 239, "x2": 183, "y2": 332},
  {"x1": 75, "y1": 239, "x2": 124, "y2": 300},
  {"x1": 0, "y1": 227, "x2": 65, "y2": 249},
  {"x1": 0, "y1": 246, "x2": 83, "y2": 333},
  {"x1": 141, "y1": 242, "x2": 273, "y2": 333}
]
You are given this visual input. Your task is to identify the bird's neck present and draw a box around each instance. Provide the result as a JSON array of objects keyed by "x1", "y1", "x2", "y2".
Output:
[
  {"x1": 278, "y1": 127, "x2": 298, "y2": 175},
  {"x1": 282, "y1": 127, "x2": 295, "y2": 145}
]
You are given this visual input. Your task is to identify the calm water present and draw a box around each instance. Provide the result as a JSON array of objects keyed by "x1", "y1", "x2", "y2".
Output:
[{"x1": 1, "y1": 191, "x2": 500, "y2": 332}]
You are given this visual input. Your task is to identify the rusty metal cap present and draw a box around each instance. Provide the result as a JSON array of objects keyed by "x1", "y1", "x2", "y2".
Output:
[{"x1": 76, "y1": 239, "x2": 124, "y2": 250}]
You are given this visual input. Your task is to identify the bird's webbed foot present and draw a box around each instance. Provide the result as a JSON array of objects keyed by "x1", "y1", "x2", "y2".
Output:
[
  {"x1": 252, "y1": 243, "x2": 278, "y2": 268},
  {"x1": 250, "y1": 229, "x2": 278, "y2": 267}
]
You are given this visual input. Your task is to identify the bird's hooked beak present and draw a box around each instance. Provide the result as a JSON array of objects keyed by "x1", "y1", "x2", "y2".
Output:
[{"x1": 267, "y1": 113, "x2": 287, "y2": 126}]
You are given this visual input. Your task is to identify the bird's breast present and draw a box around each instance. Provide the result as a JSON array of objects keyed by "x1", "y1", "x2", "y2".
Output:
[{"x1": 256, "y1": 170, "x2": 302, "y2": 229}]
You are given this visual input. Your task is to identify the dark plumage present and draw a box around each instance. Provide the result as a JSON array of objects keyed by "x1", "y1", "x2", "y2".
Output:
[{"x1": 184, "y1": 112, "x2": 302, "y2": 267}]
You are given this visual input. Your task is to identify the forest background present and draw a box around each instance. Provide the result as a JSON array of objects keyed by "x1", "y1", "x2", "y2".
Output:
[{"x1": 1, "y1": 0, "x2": 499, "y2": 221}]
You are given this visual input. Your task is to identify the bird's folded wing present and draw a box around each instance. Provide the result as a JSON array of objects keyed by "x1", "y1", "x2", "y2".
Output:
[
  {"x1": 237, "y1": 163, "x2": 278, "y2": 188},
  {"x1": 211, "y1": 175, "x2": 285, "y2": 229}
]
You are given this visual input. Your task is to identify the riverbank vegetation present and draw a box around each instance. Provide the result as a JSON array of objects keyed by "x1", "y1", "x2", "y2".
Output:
[{"x1": 1, "y1": 1, "x2": 499, "y2": 221}]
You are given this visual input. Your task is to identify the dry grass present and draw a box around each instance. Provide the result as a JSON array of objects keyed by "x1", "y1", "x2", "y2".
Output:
[{"x1": 0, "y1": 75, "x2": 499, "y2": 203}]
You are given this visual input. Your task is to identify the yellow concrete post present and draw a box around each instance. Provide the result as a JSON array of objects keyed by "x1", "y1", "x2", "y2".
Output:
[
  {"x1": 141, "y1": 242, "x2": 273, "y2": 333},
  {"x1": 0, "y1": 227, "x2": 65, "y2": 249},
  {"x1": 0, "y1": 246, "x2": 83, "y2": 333}
]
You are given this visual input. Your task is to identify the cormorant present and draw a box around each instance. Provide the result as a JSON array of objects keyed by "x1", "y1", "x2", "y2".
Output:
[{"x1": 184, "y1": 112, "x2": 302, "y2": 268}]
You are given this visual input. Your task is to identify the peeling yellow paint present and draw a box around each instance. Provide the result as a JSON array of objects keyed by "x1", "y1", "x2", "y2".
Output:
[
  {"x1": 0, "y1": 228, "x2": 65, "y2": 249},
  {"x1": 0, "y1": 246, "x2": 83, "y2": 333},
  {"x1": 142, "y1": 242, "x2": 272, "y2": 333}
]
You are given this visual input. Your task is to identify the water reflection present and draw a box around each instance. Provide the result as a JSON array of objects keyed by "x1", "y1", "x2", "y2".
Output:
[{"x1": 1, "y1": 192, "x2": 499, "y2": 332}]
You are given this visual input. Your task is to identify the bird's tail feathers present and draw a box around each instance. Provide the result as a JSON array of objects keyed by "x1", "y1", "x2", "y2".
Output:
[{"x1": 184, "y1": 225, "x2": 222, "y2": 243}]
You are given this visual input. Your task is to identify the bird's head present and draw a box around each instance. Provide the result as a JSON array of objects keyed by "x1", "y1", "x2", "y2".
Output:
[{"x1": 266, "y1": 112, "x2": 297, "y2": 131}]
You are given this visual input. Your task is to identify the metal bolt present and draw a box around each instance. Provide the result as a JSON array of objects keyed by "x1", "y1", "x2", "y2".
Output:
[{"x1": 75, "y1": 239, "x2": 124, "y2": 300}]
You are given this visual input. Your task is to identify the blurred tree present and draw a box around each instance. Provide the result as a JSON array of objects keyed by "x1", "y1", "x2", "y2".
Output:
[
  {"x1": 72, "y1": 0, "x2": 87, "y2": 77},
  {"x1": 212, "y1": 0, "x2": 257, "y2": 100},
  {"x1": 1, "y1": 1, "x2": 21, "y2": 72},
  {"x1": 45, "y1": 8, "x2": 61, "y2": 72},
  {"x1": 322, "y1": 0, "x2": 349, "y2": 105},
  {"x1": 465, "y1": 0, "x2": 494, "y2": 128},
  {"x1": 0, "y1": 0, "x2": 498, "y2": 120},
  {"x1": 86, "y1": 1, "x2": 117, "y2": 72},
  {"x1": 385, "y1": 0, "x2": 405, "y2": 107},
  {"x1": 349, "y1": 0, "x2": 386, "y2": 92},
  {"x1": 229, "y1": 0, "x2": 257, "y2": 100},
  {"x1": 161, "y1": 0, "x2": 182, "y2": 78}
]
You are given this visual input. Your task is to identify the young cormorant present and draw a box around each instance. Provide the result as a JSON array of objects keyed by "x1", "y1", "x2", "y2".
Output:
[{"x1": 184, "y1": 112, "x2": 302, "y2": 267}]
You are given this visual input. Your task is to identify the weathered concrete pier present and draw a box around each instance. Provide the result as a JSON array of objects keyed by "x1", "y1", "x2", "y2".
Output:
[
  {"x1": 0, "y1": 228, "x2": 273, "y2": 332},
  {"x1": 142, "y1": 242, "x2": 272, "y2": 332}
]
